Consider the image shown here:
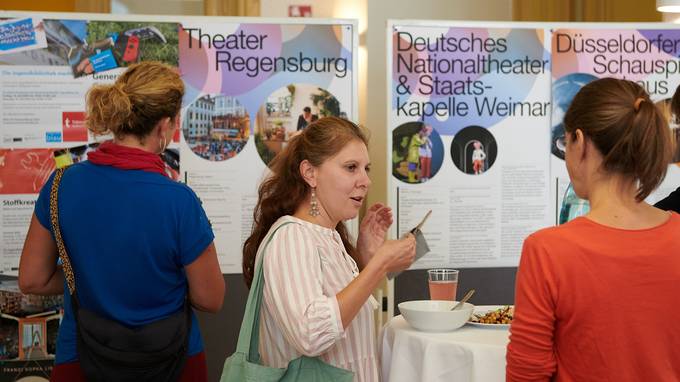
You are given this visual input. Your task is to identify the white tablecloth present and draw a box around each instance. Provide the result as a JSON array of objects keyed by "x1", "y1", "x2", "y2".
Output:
[{"x1": 380, "y1": 311, "x2": 509, "y2": 382}]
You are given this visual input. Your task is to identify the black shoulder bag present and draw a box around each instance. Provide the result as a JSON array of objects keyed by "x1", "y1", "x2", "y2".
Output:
[{"x1": 50, "y1": 167, "x2": 192, "y2": 382}]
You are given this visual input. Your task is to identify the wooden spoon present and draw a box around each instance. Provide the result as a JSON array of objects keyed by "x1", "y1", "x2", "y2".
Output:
[{"x1": 451, "y1": 289, "x2": 475, "y2": 310}]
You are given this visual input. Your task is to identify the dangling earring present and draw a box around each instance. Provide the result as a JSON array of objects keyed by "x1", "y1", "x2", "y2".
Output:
[
  {"x1": 309, "y1": 187, "x2": 321, "y2": 217},
  {"x1": 159, "y1": 136, "x2": 168, "y2": 154}
]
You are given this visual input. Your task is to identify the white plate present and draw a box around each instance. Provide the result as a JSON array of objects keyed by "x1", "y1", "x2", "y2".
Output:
[
  {"x1": 466, "y1": 321, "x2": 510, "y2": 328},
  {"x1": 466, "y1": 305, "x2": 513, "y2": 328}
]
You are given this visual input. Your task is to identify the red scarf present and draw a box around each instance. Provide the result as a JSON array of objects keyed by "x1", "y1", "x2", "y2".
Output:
[{"x1": 88, "y1": 141, "x2": 168, "y2": 177}]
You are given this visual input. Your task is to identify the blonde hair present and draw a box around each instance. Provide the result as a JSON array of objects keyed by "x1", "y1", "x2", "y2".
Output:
[{"x1": 85, "y1": 61, "x2": 184, "y2": 140}]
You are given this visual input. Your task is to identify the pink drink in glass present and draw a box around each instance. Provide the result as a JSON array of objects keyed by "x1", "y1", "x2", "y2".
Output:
[{"x1": 428, "y1": 280, "x2": 458, "y2": 301}]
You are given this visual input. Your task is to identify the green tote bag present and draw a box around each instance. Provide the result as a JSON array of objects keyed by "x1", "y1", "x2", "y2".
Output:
[{"x1": 220, "y1": 222, "x2": 355, "y2": 382}]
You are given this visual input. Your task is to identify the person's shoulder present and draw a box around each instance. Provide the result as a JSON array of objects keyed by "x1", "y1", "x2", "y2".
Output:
[
  {"x1": 63, "y1": 161, "x2": 92, "y2": 175},
  {"x1": 53, "y1": 162, "x2": 92, "y2": 185},
  {"x1": 266, "y1": 215, "x2": 331, "y2": 245},
  {"x1": 520, "y1": 225, "x2": 573, "y2": 265},
  {"x1": 269, "y1": 215, "x2": 306, "y2": 236},
  {"x1": 260, "y1": 216, "x2": 338, "y2": 271},
  {"x1": 664, "y1": 211, "x2": 680, "y2": 228},
  {"x1": 162, "y1": 180, "x2": 202, "y2": 203},
  {"x1": 135, "y1": 175, "x2": 203, "y2": 205},
  {"x1": 524, "y1": 218, "x2": 590, "y2": 247},
  {"x1": 260, "y1": 217, "x2": 312, "y2": 260}
]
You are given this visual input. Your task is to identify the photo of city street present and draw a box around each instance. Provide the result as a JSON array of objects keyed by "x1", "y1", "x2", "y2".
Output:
[{"x1": 182, "y1": 94, "x2": 249, "y2": 162}]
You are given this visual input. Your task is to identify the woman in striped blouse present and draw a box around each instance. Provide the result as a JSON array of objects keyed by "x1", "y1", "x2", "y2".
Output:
[{"x1": 243, "y1": 117, "x2": 416, "y2": 381}]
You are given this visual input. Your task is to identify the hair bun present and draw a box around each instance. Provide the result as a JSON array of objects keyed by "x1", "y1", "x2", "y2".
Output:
[
  {"x1": 85, "y1": 61, "x2": 183, "y2": 139},
  {"x1": 112, "y1": 83, "x2": 128, "y2": 99}
]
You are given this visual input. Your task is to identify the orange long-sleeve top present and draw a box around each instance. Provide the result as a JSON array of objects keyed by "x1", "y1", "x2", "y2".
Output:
[{"x1": 507, "y1": 213, "x2": 680, "y2": 382}]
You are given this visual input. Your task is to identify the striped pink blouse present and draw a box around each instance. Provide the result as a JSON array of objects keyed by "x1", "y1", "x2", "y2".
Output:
[{"x1": 256, "y1": 215, "x2": 380, "y2": 382}]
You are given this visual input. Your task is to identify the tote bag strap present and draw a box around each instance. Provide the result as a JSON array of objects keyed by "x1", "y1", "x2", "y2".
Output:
[
  {"x1": 49, "y1": 167, "x2": 77, "y2": 296},
  {"x1": 234, "y1": 221, "x2": 294, "y2": 362}
]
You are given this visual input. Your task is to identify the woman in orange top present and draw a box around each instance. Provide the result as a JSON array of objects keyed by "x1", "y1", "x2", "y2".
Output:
[{"x1": 506, "y1": 78, "x2": 680, "y2": 381}]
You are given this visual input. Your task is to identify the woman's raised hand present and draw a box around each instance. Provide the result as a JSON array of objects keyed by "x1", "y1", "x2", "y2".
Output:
[{"x1": 357, "y1": 203, "x2": 393, "y2": 260}]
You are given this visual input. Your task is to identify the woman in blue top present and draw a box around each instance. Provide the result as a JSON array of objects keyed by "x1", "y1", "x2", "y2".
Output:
[{"x1": 18, "y1": 61, "x2": 225, "y2": 381}]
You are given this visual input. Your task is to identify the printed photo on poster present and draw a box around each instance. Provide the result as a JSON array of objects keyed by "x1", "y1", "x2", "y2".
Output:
[
  {"x1": 255, "y1": 84, "x2": 347, "y2": 166},
  {"x1": 0, "y1": 280, "x2": 63, "y2": 361},
  {"x1": 450, "y1": 126, "x2": 498, "y2": 175},
  {"x1": 0, "y1": 18, "x2": 178, "y2": 75},
  {"x1": 392, "y1": 121, "x2": 444, "y2": 184},
  {"x1": 70, "y1": 21, "x2": 178, "y2": 78},
  {"x1": 0, "y1": 19, "x2": 84, "y2": 66},
  {"x1": 0, "y1": 17, "x2": 47, "y2": 55},
  {"x1": 655, "y1": 97, "x2": 680, "y2": 164},
  {"x1": 0, "y1": 149, "x2": 55, "y2": 194},
  {"x1": 182, "y1": 94, "x2": 250, "y2": 162},
  {"x1": 551, "y1": 73, "x2": 597, "y2": 160},
  {"x1": 0, "y1": 18, "x2": 176, "y2": 77}
]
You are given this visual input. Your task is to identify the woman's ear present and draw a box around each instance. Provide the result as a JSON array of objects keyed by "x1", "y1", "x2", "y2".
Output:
[
  {"x1": 572, "y1": 129, "x2": 587, "y2": 159},
  {"x1": 159, "y1": 117, "x2": 174, "y2": 137},
  {"x1": 299, "y1": 159, "x2": 317, "y2": 188}
]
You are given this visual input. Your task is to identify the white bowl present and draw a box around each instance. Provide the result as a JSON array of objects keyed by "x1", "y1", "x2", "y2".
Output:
[{"x1": 398, "y1": 300, "x2": 474, "y2": 332}]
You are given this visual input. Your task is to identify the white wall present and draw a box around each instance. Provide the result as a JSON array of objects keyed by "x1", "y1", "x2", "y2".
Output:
[
  {"x1": 662, "y1": 11, "x2": 680, "y2": 22},
  {"x1": 112, "y1": 0, "x2": 204, "y2": 15},
  {"x1": 260, "y1": 0, "x2": 335, "y2": 18}
]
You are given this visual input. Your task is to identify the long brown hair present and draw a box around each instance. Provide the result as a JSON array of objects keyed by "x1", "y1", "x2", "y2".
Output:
[
  {"x1": 85, "y1": 61, "x2": 183, "y2": 140},
  {"x1": 563, "y1": 77, "x2": 674, "y2": 201},
  {"x1": 243, "y1": 117, "x2": 369, "y2": 287}
]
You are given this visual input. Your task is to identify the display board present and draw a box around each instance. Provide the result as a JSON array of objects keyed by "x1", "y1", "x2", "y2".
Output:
[
  {"x1": 388, "y1": 21, "x2": 552, "y2": 270},
  {"x1": 550, "y1": 25, "x2": 680, "y2": 214},
  {"x1": 0, "y1": 12, "x2": 358, "y2": 275},
  {"x1": 179, "y1": 19, "x2": 357, "y2": 273},
  {"x1": 388, "y1": 21, "x2": 680, "y2": 317},
  {"x1": 389, "y1": 21, "x2": 680, "y2": 270}
]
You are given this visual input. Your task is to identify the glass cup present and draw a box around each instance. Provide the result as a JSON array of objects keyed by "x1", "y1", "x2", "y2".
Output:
[{"x1": 427, "y1": 269, "x2": 459, "y2": 301}]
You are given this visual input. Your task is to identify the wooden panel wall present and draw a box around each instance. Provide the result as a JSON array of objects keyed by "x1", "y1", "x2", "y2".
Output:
[
  {"x1": 513, "y1": 0, "x2": 662, "y2": 22},
  {"x1": 204, "y1": 0, "x2": 260, "y2": 16}
]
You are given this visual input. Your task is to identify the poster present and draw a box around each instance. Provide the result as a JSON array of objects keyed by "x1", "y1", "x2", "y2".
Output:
[
  {"x1": 0, "y1": 149, "x2": 55, "y2": 274},
  {"x1": 0, "y1": 359, "x2": 53, "y2": 382},
  {"x1": 0, "y1": 13, "x2": 184, "y2": 275},
  {"x1": 0, "y1": 12, "x2": 357, "y2": 275},
  {"x1": 178, "y1": 21, "x2": 356, "y2": 272},
  {"x1": 1, "y1": 280, "x2": 63, "y2": 368},
  {"x1": 0, "y1": 17, "x2": 179, "y2": 148},
  {"x1": 551, "y1": 27, "x2": 680, "y2": 216},
  {"x1": 388, "y1": 22, "x2": 552, "y2": 269}
]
